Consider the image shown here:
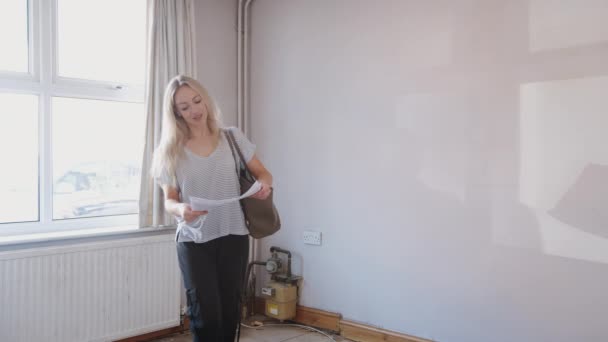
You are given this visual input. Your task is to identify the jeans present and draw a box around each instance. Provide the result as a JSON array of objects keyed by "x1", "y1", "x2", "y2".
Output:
[{"x1": 177, "y1": 234, "x2": 249, "y2": 342}]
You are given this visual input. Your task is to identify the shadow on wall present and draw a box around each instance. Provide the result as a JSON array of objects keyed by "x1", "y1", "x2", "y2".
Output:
[{"x1": 550, "y1": 164, "x2": 608, "y2": 238}]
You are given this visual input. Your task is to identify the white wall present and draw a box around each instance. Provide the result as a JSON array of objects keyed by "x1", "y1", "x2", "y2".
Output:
[
  {"x1": 249, "y1": 1, "x2": 608, "y2": 341},
  {"x1": 195, "y1": 0, "x2": 238, "y2": 126}
]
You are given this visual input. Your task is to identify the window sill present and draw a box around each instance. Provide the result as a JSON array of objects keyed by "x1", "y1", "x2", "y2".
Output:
[{"x1": 0, "y1": 225, "x2": 176, "y2": 249}]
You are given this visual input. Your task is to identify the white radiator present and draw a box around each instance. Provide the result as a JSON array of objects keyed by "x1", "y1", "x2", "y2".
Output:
[{"x1": 0, "y1": 234, "x2": 182, "y2": 342}]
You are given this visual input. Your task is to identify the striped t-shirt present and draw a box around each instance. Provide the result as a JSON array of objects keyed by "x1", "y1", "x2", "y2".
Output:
[{"x1": 157, "y1": 127, "x2": 255, "y2": 243}]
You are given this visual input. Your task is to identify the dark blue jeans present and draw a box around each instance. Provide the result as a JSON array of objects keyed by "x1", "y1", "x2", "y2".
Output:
[{"x1": 177, "y1": 234, "x2": 249, "y2": 342}]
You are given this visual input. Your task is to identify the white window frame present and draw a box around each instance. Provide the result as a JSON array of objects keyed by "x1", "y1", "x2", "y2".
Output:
[{"x1": 0, "y1": 0, "x2": 146, "y2": 238}]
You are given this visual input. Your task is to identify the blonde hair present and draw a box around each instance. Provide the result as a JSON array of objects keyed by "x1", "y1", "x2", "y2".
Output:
[{"x1": 151, "y1": 75, "x2": 223, "y2": 185}]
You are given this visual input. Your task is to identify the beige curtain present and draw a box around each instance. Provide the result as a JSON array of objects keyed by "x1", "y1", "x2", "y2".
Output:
[{"x1": 139, "y1": 0, "x2": 197, "y2": 228}]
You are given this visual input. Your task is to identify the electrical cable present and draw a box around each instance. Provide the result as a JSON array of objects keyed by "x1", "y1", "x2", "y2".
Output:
[{"x1": 240, "y1": 321, "x2": 337, "y2": 341}]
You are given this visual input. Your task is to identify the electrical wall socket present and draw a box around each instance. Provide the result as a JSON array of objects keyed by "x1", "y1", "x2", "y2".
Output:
[{"x1": 303, "y1": 230, "x2": 322, "y2": 245}]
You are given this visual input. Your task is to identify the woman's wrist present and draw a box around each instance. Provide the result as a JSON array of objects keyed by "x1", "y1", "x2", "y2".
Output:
[{"x1": 259, "y1": 173, "x2": 273, "y2": 187}]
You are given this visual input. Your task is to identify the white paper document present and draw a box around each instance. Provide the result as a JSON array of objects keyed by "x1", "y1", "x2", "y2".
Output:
[{"x1": 189, "y1": 181, "x2": 262, "y2": 211}]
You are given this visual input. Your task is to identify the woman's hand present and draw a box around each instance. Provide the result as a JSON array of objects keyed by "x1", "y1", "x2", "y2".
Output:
[
  {"x1": 252, "y1": 182, "x2": 272, "y2": 200},
  {"x1": 179, "y1": 203, "x2": 208, "y2": 223}
]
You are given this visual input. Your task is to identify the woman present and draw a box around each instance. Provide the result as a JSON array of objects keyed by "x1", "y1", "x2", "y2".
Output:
[{"x1": 151, "y1": 75, "x2": 273, "y2": 342}]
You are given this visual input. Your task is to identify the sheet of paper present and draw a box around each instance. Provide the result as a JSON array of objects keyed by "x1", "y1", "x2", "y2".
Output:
[{"x1": 189, "y1": 181, "x2": 262, "y2": 211}]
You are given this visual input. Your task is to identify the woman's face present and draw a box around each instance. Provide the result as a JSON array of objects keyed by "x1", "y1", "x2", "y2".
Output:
[{"x1": 174, "y1": 85, "x2": 208, "y2": 128}]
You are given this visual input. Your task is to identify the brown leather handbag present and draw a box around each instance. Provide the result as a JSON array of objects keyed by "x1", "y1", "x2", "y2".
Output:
[{"x1": 225, "y1": 130, "x2": 281, "y2": 239}]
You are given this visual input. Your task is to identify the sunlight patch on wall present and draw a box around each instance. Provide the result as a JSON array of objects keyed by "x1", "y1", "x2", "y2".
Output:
[{"x1": 519, "y1": 76, "x2": 608, "y2": 263}]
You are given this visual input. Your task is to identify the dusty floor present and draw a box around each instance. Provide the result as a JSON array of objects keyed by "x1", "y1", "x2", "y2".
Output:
[{"x1": 151, "y1": 315, "x2": 351, "y2": 342}]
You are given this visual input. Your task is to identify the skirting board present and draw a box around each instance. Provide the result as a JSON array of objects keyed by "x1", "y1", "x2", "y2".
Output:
[
  {"x1": 341, "y1": 320, "x2": 433, "y2": 342},
  {"x1": 295, "y1": 306, "x2": 342, "y2": 332},
  {"x1": 255, "y1": 297, "x2": 433, "y2": 342}
]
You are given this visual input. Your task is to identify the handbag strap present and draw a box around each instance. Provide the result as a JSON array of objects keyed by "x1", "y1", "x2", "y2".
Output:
[
  {"x1": 224, "y1": 129, "x2": 240, "y2": 175},
  {"x1": 224, "y1": 129, "x2": 256, "y2": 181}
]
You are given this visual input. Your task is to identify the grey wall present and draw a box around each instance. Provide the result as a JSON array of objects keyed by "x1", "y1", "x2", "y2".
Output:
[
  {"x1": 248, "y1": 1, "x2": 608, "y2": 341},
  {"x1": 195, "y1": 0, "x2": 238, "y2": 126}
]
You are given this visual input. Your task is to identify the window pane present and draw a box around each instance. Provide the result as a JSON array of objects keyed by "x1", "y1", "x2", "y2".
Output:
[
  {"x1": 57, "y1": 0, "x2": 146, "y2": 84},
  {"x1": 52, "y1": 97, "x2": 144, "y2": 220},
  {"x1": 0, "y1": 93, "x2": 38, "y2": 223},
  {"x1": 0, "y1": 0, "x2": 29, "y2": 73}
]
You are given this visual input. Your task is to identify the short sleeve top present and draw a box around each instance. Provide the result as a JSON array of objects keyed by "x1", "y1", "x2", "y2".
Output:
[{"x1": 156, "y1": 127, "x2": 255, "y2": 243}]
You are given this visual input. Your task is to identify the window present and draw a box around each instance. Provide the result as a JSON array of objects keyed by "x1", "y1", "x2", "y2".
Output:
[
  {"x1": 0, "y1": 0, "x2": 146, "y2": 236},
  {"x1": 0, "y1": 0, "x2": 29, "y2": 73},
  {"x1": 52, "y1": 97, "x2": 144, "y2": 220},
  {"x1": 57, "y1": 0, "x2": 146, "y2": 84},
  {"x1": 0, "y1": 94, "x2": 38, "y2": 224}
]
